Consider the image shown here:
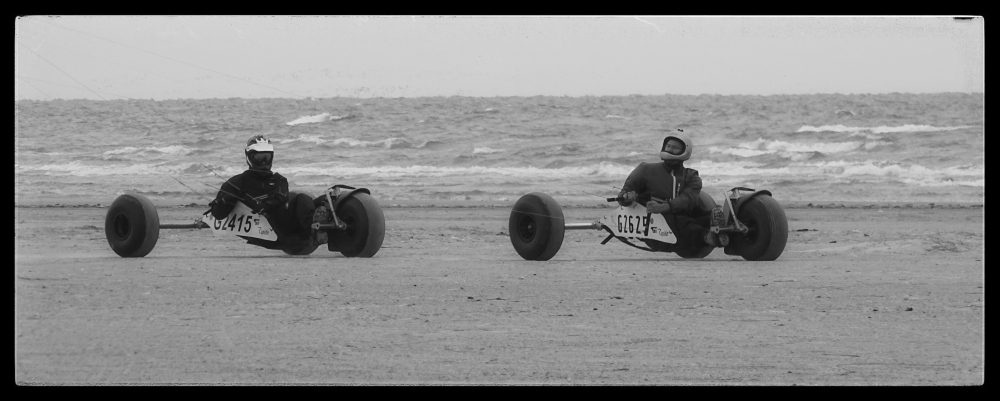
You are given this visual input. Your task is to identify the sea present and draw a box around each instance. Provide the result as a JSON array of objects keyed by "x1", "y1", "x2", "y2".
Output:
[{"x1": 14, "y1": 93, "x2": 984, "y2": 207}]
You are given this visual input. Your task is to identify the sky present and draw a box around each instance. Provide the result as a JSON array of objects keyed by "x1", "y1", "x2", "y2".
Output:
[{"x1": 14, "y1": 15, "x2": 985, "y2": 100}]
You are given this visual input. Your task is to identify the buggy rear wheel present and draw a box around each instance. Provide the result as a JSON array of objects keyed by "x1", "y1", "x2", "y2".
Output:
[
  {"x1": 329, "y1": 193, "x2": 385, "y2": 258},
  {"x1": 105, "y1": 193, "x2": 160, "y2": 257},
  {"x1": 509, "y1": 193, "x2": 565, "y2": 261},
  {"x1": 731, "y1": 195, "x2": 787, "y2": 261},
  {"x1": 674, "y1": 192, "x2": 718, "y2": 259},
  {"x1": 281, "y1": 191, "x2": 319, "y2": 256}
]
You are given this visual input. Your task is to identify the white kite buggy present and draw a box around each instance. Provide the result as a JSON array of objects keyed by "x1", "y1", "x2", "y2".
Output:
[
  {"x1": 104, "y1": 185, "x2": 384, "y2": 258},
  {"x1": 508, "y1": 187, "x2": 787, "y2": 261}
]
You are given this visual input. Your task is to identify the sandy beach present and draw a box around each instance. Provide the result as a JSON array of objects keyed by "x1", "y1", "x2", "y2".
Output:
[{"x1": 14, "y1": 203, "x2": 983, "y2": 385}]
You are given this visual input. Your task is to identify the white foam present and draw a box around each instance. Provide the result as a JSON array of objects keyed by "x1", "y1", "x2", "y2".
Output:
[
  {"x1": 30, "y1": 161, "x2": 244, "y2": 177},
  {"x1": 870, "y1": 124, "x2": 974, "y2": 134},
  {"x1": 473, "y1": 147, "x2": 505, "y2": 155},
  {"x1": 328, "y1": 137, "x2": 436, "y2": 149},
  {"x1": 693, "y1": 160, "x2": 984, "y2": 186},
  {"x1": 604, "y1": 115, "x2": 630, "y2": 119},
  {"x1": 708, "y1": 138, "x2": 872, "y2": 159},
  {"x1": 331, "y1": 137, "x2": 393, "y2": 148},
  {"x1": 281, "y1": 162, "x2": 637, "y2": 180},
  {"x1": 102, "y1": 145, "x2": 195, "y2": 159},
  {"x1": 277, "y1": 134, "x2": 327, "y2": 144},
  {"x1": 797, "y1": 124, "x2": 975, "y2": 134},
  {"x1": 286, "y1": 113, "x2": 333, "y2": 125},
  {"x1": 848, "y1": 131, "x2": 884, "y2": 140}
]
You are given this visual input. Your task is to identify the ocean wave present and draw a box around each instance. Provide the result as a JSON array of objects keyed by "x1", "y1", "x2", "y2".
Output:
[
  {"x1": 327, "y1": 137, "x2": 438, "y2": 149},
  {"x1": 280, "y1": 162, "x2": 638, "y2": 180},
  {"x1": 285, "y1": 112, "x2": 352, "y2": 125},
  {"x1": 796, "y1": 124, "x2": 975, "y2": 134},
  {"x1": 473, "y1": 147, "x2": 505, "y2": 155},
  {"x1": 24, "y1": 157, "x2": 984, "y2": 190},
  {"x1": 707, "y1": 138, "x2": 886, "y2": 160},
  {"x1": 694, "y1": 160, "x2": 984, "y2": 185},
  {"x1": 102, "y1": 145, "x2": 196, "y2": 159},
  {"x1": 29, "y1": 161, "x2": 246, "y2": 178},
  {"x1": 276, "y1": 134, "x2": 327, "y2": 144}
]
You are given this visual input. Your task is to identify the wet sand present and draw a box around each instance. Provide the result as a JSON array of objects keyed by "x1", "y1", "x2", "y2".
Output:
[{"x1": 15, "y1": 205, "x2": 984, "y2": 384}]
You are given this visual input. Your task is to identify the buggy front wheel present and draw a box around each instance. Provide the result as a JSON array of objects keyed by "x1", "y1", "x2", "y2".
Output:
[
  {"x1": 105, "y1": 193, "x2": 160, "y2": 257},
  {"x1": 509, "y1": 193, "x2": 565, "y2": 261}
]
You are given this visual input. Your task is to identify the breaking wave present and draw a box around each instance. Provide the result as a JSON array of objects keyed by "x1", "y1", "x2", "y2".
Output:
[
  {"x1": 796, "y1": 124, "x2": 975, "y2": 134},
  {"x1": 472, "y1": 147, "x2": 505, "y2": 155},
  {"x1": 102, "y1": 145, "x2": 196, "y2": 159},
  {"x1": 285, "y1": 112, "x2": 354, "y2": 125},
  {"x1": 707, "y1": 138, "x2": 891, "y2": 161}
]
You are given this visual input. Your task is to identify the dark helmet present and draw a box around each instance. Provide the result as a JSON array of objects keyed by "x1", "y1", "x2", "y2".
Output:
[
  {"x1": 659, "y1": 129, "x2": 693, "y2": 162},
  {"x1": 245, "y1": 135, "x2": 274, "y2": 171}
]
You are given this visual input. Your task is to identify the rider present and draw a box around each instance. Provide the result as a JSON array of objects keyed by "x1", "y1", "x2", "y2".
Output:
[
  {"x1": 618, "y1": 129, "x2": 728, "y2": 249},
  {"x1": 208, "y1": 135, "x2": 330, "y2": 246}
]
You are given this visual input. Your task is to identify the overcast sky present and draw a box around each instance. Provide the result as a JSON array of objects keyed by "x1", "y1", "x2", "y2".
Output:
[{"x1": 14, "y1": 15, "x2": 985, "y2": 100}]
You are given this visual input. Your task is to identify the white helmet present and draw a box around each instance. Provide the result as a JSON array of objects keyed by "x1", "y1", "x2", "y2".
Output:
[
  {"x1": 659, "y1": 129, "x2": 693, "y2": 162},
  {"x1": 245, "y1": 135, "x2": 274, "y2": 171}
]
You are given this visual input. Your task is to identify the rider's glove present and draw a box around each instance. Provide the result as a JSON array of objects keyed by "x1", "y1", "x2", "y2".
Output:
[
  {"x1": 240, "y1": 194, "x2": 263, "y2": 214},
  {"x1": 646, "y1": 199, "x2": 672, "y2": 214},
  {"x1": 618, "y1": 191, "x2": 637, "y2": 207},
  {"x1": 261, "y1": 197, "x2": 283, "y2": 213}
]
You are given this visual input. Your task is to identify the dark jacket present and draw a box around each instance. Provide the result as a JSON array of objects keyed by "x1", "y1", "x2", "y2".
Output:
[
  {"x1": 209, "y1": 169, "x2": 289, "y2": 220},
  {"x1": 620, "y1": 161, "x2": 704, "y2": 215}
]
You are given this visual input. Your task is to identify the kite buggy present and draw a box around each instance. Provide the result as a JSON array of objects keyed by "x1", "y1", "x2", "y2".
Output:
[
  {"x1": 104, "y1": 184, "x2": 385, "y2": 258},
  {"x1": 508, "y1": 187, "x2": 788, "y2": 261}
]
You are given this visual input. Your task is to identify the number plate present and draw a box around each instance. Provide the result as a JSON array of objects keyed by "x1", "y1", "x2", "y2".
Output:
[
  {"x1": 599, "y1": 203, "x2": 677, "y2": 244},
  {"x1": 202, "y1": 201, "x2": 278, "y2": 241}
]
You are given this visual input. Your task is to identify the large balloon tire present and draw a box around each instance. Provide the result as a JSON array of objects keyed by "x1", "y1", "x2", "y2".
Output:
[
  {"x1": 330, "y1": 193, "x2": 385, "y2": 258},
  {"x1": 674, "y1": 192, "x2": 718, "y2": 259},
  {"x1": 730, "y1": 195, "x2": 788, "y2": 261},
  {"x1": 509, "y1": 193, "x2": 565, "y2": 261},
  {"x1": 280, "y1": 191, "x2": 319, "y2": 256},
  {"x1": 105, "y1": 193, "x2": 160, "y2": 257}
]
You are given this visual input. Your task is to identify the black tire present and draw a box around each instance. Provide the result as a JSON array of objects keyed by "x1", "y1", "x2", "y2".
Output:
[
  {"x1": 674, "y1": 192, "x2": 718, "y2": 259},
  {"x1": 329, "y1": 193, "x2": 385, "y2": 257},
  {"x1": 696, "y1": 190, "x2": 718, "y2": 216},
  {"x1": 509, "y1": 192, "x2": 565, "y2": 261},
  {"x1": 730, "y1": 195, "x2": 788, "y2": 261},
  {"x1": 279, "y1": 191, "x2": 319, "y2": 256},
  {"x1": 105, "y1": 193, "x2": 160, "y2": 257}
]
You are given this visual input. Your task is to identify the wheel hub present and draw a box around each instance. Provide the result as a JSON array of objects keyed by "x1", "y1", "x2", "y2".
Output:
[
  {"x1": 516, "y1": 214, "x2": 536, "y2": 241},
  {"x1": 112, "y1": 214, "x2": 131, "y2": 239}
]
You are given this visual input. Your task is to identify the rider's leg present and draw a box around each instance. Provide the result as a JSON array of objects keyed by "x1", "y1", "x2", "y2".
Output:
[
  {"x1": 288, "y1": 193, "x2": 318, "y2": 233},
  {"x1": 667, "y1": 213, "x2": 711, "y2": 249}
]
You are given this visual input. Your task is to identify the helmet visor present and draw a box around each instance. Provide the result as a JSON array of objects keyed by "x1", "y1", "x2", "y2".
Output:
[
  {"x1": 662, "y1": 138, "x2": 685, "y2": 155},
  {"x1": 249, "y1": 152, "x2": 273, "y2": 165}
]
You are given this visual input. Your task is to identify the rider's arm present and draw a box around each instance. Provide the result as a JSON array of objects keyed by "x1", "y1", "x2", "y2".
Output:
[
  {"x1": 619, "y1": 163, "x2": 648, "y2": 204},
  {"x1": 666, "y1": 169, "x2": 703, "y2": 214},
  {"x1": 259, "y1": 173, "x2": 289, "y2": 213},
  {"x1": 210, "y1": 175, "x2": 244, "y2": 219}
]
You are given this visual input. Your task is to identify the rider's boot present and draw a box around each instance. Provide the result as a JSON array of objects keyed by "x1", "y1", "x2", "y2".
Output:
[
  {"x1": 705, "y1": 206, "x2": 730, "y2": 247},
  {"x1": 310, "y1": 203, "x2": 330, "y2": 246}
]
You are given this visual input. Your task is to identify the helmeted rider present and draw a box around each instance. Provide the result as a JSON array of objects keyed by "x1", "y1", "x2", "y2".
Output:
[
  {"x1": 618, "y1": 129, "x2": 728, "y2": 250},
  {"x1": 209, "y1": 135, "x2": 330, "y2": 246}
]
